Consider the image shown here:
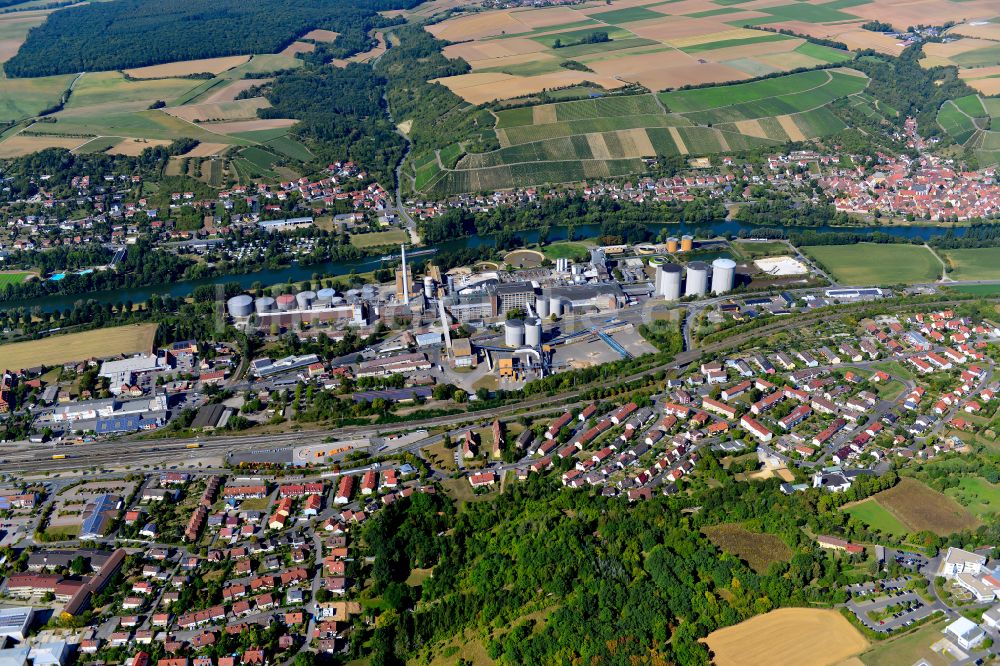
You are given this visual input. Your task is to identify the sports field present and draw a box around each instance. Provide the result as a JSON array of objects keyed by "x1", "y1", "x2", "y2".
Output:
[
  {"x1": 421, "y1": 69, "x2": 867, "y2": 195},
  {"x1": 703, "y1": 523, "x2": 792, "y2": 573},
  {"x1": 0, "y1": 272, "x2": 32, "y2": 287},
  {"x1": 942, "y1": 247, "x2": 1000, "y2": 281},
  {"x1": 0, "y1": 323, "x2": 158, "y2": 371},
  {"x1": 704, "y1": 608, "x2": 868, "y2": 666},
  {"x1": 801, "y1": 244, "x2": 940, "y2": 285}
]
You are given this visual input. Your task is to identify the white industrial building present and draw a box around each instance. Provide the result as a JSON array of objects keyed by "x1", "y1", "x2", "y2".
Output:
[
  {"x1": 0, "y1": 607, "x2": 33, "y2": 642},
  {"x1": 98, "y1": 354, "x2": 164, "y2": 395},
  {"x1": 944, "y1": 617, "x2": 985, "y2": 650},
  {"x1": 51, "y1": 393, "x2": 168, "y2": 423}
]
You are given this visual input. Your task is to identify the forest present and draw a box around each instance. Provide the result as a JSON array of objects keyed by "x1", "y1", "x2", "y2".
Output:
[
  {"x1": 356, "y1": 468, "x2": 904, "y2": 665},
  {"x1": 4, "y1": 0, "x2": 421, "y2": 77}
]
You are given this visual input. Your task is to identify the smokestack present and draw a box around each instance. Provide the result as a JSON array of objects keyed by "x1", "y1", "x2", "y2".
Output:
[{"x1": 401, "y1": 243, "x2": 410, "y2": 306}]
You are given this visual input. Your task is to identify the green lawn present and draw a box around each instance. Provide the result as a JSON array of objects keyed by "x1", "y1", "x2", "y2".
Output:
[
  {"x1": 871, "y1": 361, "x2": 915, "y2": 381},
  {"x1": 542, "y1": 241, "x2": 590, "y2": 261},
  {"x1": 950, "y1": 284, "x2": 1000, "y2": 296},
  {"x1": 859, "y1": 617, "x2": 949, "y2": 666},
  {"x1": 941, "y1": 247, "x2": 1000, "y2": 281},
  {"x1": 802, "y1": 243, "x2": 940, "y2": 285},
  {"x1": 844, "y1": 498, "x2": 909, "y2": 538},
  {"x1": 0, "y1": 272, "x2": 32, "y2": 287},
  {"x1": 944, "y1": 477, "x2": 1000, "y2": 518},
  {"x1": 875, "y1": 380, "x2": 905, "y2": 401},
  {"x1": 731, "y1": 240, "x2": 789, "y2": 259},
  {"x1": 350, "y1": 229, "x2": 408, "y2": 248}
]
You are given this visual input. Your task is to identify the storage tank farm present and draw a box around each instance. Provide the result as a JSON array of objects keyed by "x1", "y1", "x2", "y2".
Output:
[
  {"x1": 525, "y1": 317, "x2": 542, "y2": 347},
  {"x1": 227, "y1": 294, "x2": 253, "y2": 318},
  {"x1": 505, "y1": 319, "x2": 525, "y2": 347},
  {"x1": 684, "y1": 261, "x2": 709, "y2": 297},
  {"x1": 275, "y1": 294, "x2": 296, "y2": 311},
  {"x1": 659, "y1": 263, "x2": 682, "y2": 300},
  {"x1": 255, "y1": 296, "x2": 276, "y2": 314},
  {"x1": 666, "y1": 237, "x2": 679, "y2": 253},
  {"x1": 680, "y1": 235, "x2": 694, "y2": 252},
  {"x1": 711, "y1": 258, "x2": 736, "y2": 295},
  {"x1": 535, "y1": 296, "x2": 550, "y2": 319},
  {"x1": 295, "y1": 291, "x2": 316, "y2": 309}
]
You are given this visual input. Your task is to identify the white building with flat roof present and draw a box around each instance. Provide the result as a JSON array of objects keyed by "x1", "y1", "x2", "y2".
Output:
[
  {"x1": 939, "y1": 547, "x2": 986, "y2": 578},
  {"x1": 99, "y1": 354, "x2": 163, "y2": 394},
  {"x1": 944, "y1": 617, "x2": 985, "y2": 650},
  {"x1": 0, "y1": 607, "x2": 32, "y2": 642}
]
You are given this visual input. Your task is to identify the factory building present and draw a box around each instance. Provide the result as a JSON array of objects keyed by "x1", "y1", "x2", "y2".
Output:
[
  {"x1": 492, "y1": 282, "x2": 535, "y2": 317},
  {"x1": 544, "y1": 283, "x2": 624, "y2": 312}
]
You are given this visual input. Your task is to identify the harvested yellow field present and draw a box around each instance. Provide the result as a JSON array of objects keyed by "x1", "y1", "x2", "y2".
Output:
[
  {"x1": 951, "y1": 22, "x2": 1000, "y2": 41},
  {"x1": 202, "y1": 79, "x2": 270, "y2": 104},
  {"x1": 850, "y1": 0, "x2": 995, "y2": 27},
  {"x1": 590, "y1": 57, "x2": 749, "y2": 90},
  {"x1": 107, "y1": 138, "x2": 172, "y2": 155},
  {"x1": 587, "y1": 133, "x2": 612, "y2": 159},
  {"x1": 628, "y1": 16, "x2": 738, "y2": 41},
  {"x1": 181, "y1": 142, "x2": 230, "y2": 157},
  {"x1": 165, "y1": 98, "x2": 270, "y2": 123},
  {"x1": 124, "y1": 55, "x2": 250, "y2": 79},
  {"x1": 201, "y1": 118, "x2": 298, "y2": 134},
  {"x1": 281, "y1": 41, "x2": 315, "y2": 56},
  {"x1": 0, "y1": 323, "x2": 158, "y2": 371},
  {"x1": 966, "y1": 77, "x2": 1000, "y2": 95},
  {"x1": 735, "y1": 119, "x2": 768, "y2": 139},
  {"x1": 301, "y1": 29, "x2": 340, "y2": 42},
  {"x1": 778, "y1": 115, "x2": 806, "y2": 141},
  {"x1": 0, "y1": 134, "x2": 85, "y2": 158},
  {"x1": 532, "y1": 105, "x2": 557, "y2": 124},
  {"x1": 921, "y1": 37, "x2": 997, "y2": 66},
  {"x1": 960, "y1": 64, "x2": 1000, "y2": 79},
  {"x1": 512, "y1": 5, "x2": 583, "y2": 28},
  {"x1": 444, "y1": 38, "x2": 547, "y2": 62},
  {"x1": 704, "y1": 608, "x2": 868, "y2": 666},
  {"x1": 433, "y1": 71, "x2": 625, "y2": 104},
  {"x1": 427, "y1": 10, "x2": 529, "y2": 41},
  {"x1": 670, "y1": 28, "x2": 772, "y2": 48}
]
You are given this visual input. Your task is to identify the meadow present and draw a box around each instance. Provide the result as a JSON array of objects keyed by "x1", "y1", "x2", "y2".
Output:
[
  {"x1": 801, "y1": 243, "x2": 940, "y2": 285},
  {"x1": 843, "y1": 498, "x2": 909, "y2": 538},
  {"x1": 702, "y1": 523, "x2": 792, "y2": 573},
  {"x1": 0, "y1": 323, "x2": 158, "y2": 371},
  {"x1": 349, "y1": 229, "x2": 408, "y2": 248},
  {"x1": 871, "y1": 477, "x2": 979, "y2": 536},
  {"x1": 942, "y1": 247, "x2": 1000, "y2": 281},
  {"x1": 0, "y1": 74, "x2": 75, "y2": 124},
  {"x1": 943, "y1": 476, "x2": 1000, "y2": 519}
]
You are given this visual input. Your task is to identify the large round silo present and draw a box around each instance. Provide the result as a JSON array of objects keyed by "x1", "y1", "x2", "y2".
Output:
[
  {"x1": 655, "y1": 265, "x2": 664, "y2": 295},
  {"x1": 227, "y1": 294, "x2": 253, "y2": 318},
  {"x1": 505, "y1": 319, "x2": 525, "y2": 348},
  {"x1": 423, "y1": 276, "x2": 435, "y2": 299},
  {"x1": 535, "y1": 296, "x2": 550, "y2": 319},
  {"x1": 276, "y1": 294, "x2": 296, "y2": 311},
  {"x1": 680, "y1": 235, "x2": 694, "y2": 252},
  {"x1": 711, "y1": 258, "x2": 736, "y2": 295},
  {"x1": 685, "y1": 262, "x2": 709, "y2": 297},
  {"x1": 255, "y1": 296, "x2": 276, "y2": 314},
  {"x1": 330, "y1": 296, "x2": 345, "y2": 306},
  {"x1": 549, "y1": 296, "x2": 562, "y2": 317},
  {"x1": 524, "y1": 317, "x2": 542, "y2": 347},
  {"x1": 316, "y1": 287, "x2": 336, "y2": 304},
  {"x1": 345, "y1": 289, "x2": 361, "y2": 302},
  {"x1": 296, "y1": 290, "x2": 316, "y2": 309},
  {"x1": 660, "y1": 263, "x2": 682, "y2": 300},
  {"x1": 666, "y1": 237, "x2": 679, "y2": 253}
]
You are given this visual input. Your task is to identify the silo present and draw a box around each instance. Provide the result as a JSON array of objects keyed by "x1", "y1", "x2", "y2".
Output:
[
  {"x1": 361, "y1": 285, "x2": 376, "y2": 300},
  {"x1": 660, "y1": 263, "x2": 683, "y2": 300},
  {"x1": 666, "y1": 237, "x2": 679, "y2": 253},
  {"x1": 227, "y1": 294, "x2": 253, "y2": 318},
  {"x1": 525, "y1": 317, "x2": 542, "y2": 347},
  {"x1": 505, "y1": 319, "x2": 525, "y2": 347},
  {"x1": 255, "y1": 296, "x2": 276, "y2": 314},
  {"x1": 330, "y1": 297, "x2": 345, "y2": 306},
  {"x1": 655, "y1": 265, "x2": 664, "y2": 296},
  {"x1": 680, "y1": 235, "x2": 694, "y2": 252},
  {"x1": 296, "y1": 290, "x2": 316, "y2": 310},
  {"x1": 316, "y1": 287, "x2": 336, "y2": 304},
  {"x1": 276, "y1": 294, "x2": 296, "y2": 311},
  {"x1": 535, "y1": 296, "x2": 550, "y2": 319},
  {"x1": 711, "y1": 258, "x2": 736, "y2": 295},
  {"x1": 549, "y1": 296, "x2": 562, "y2": 317},
  {"x1": 446, "y1": 275, "x2": 456, "y2": 294},
  {"x1": 684, "y1": 261, "x2": 709, "y2": 297},
  {"x1": 345, "y1": 289, "x2": 361, "y2": 301},
  {"x1": 423, "y1": 276, "x2": 436, "y2": 299}
]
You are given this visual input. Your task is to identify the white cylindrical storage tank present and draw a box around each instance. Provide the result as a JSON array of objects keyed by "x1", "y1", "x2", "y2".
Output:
[
  {"x1": 316, "y1": 287, "x2": 336, "y2": 304},
  {"x1": 549, "y1": 296, "x2": 562, "y2": 317},
  {"x1": 685, "y1": 261, "x2": 709, "y2": 297},
  {"x1": 276, "y1": 294, "x2": 296, "y2": 311},
  {"x1": 255, "y1": 296, "x2": 276, "y2": 314},
  {"x1": 227, "y1": 294, "x2": 253, "y2": 318},
  {"x1": 655, "y1": 265, "x2": 664, "y2": 295},
  {"x1": 331, "y1": 296, "x2": 345, "y2": 306},
  {"x1": 711, "y1": 258, "x2": 736, "y2": 295},
  {"x1": 505, "y1": 319, "x2": 525, "y2": 347},
  {"x1": 423, "y1": 276, "x2": 435, "y2": 298},
  {"x1": 535, "y1": 296, "x2": 550, "y2": 319},
  {"x1": 525, "y1": 317, "x2": 542, "y2": 347},
  {"x1": 446, "y1": 275, "x2": 456, "y2": 293},
  {"x1": 296, "y1": 290, "x2": 316, "y2": 309},
  {"x1": 660, "y1": 263, "x2": 682, "y2": 300}
]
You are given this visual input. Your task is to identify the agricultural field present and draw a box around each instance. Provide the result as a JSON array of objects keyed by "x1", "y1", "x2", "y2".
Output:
[
  {"x1": 702, "y1": 523, "x2": 793, "y2": 573},
  {"x1": 704, "y1": 608, "x2": 868, "y2": 666},
  {"x1": 843, "y1": 498, "x2": 909, "y2": 538},
  {"x1": 422, "y1": 69, "x2": 867, "y2": 195},
  {"x1": 867, "y1": 477, "x2": 979, "y2": 536},
  {"x1": 936, "y1": 93, "x2": 1000, "y2": 165},
  {"x1": 941, "y1": 247, "x2": 1000, "y2": 281},
  {"x1": 0, "y1": 323, "x2": 158, "y2": 371},
  {"x1": 0, "y1": 73, "x2": 75, "y2": 124},
  {"x1": 801, "y1": 243, "x2": 940, "y2": 285},
  {"x1": 349, "y1": 229, "x2": 408, "y2": 248},
  {"x1": 431, "y1": 0, "x2": 859, "y2": 104}
]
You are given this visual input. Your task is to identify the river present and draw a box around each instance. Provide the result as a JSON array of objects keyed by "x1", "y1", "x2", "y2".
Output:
[{"x1": 0, "y1": 220, "x2": 973, "y2": 313}]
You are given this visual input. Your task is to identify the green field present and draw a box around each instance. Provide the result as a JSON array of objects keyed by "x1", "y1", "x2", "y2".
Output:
[
  {"x1": 802, "y1": 243, "x2": 940, "y2": 285},
  {"x1": 65, "y1": 71, "x2": 200, "y2": 109},
  {"x1": 29, "y1": 109, "x2": 249, "y2": 145},
  {"x1": 844, "y1": 498, "x2": 909, "y2": 537},
  {"x1": 0, "y1": 74, "x2": 76, "y2": 124},
  {"x1": 350, "y1": 228, "x2": 409, "y2": 248},
  {"x1": 950, "y1": 284, "x2": 1000, "y2": 296},
  {"x1": 588, "y1": 6, "x2": 666, "y2": 24},
  {"x1": 0, "y1": 272, "x2": 32, "y2": 287},
  {"x1": 731, "y1": 240, "x2": 791, "y2": 259},
  {"x1": 944, "y1": 477, "x2": 1000, "y2": 518},
  {"x1": 859, "y1": 617, "x2": 948, "y2": 666},
  {"x1": 541, "y1": 241, "x2": 590, "y2": 261},
  {"x1": 262, "y1": 135, "x2": 313, "y2": 162},
  {"x1": 941, "y1": 247, "x2": 1000, "y2": 281},
  {"x1": 680, "y1": 32, "x2": 791, "y2": 54}
]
